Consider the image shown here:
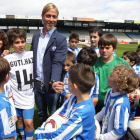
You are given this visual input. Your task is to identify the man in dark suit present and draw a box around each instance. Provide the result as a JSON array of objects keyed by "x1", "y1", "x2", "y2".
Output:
[{"x1": 30, "y1": 3, "x2": 67, "y2": 125}]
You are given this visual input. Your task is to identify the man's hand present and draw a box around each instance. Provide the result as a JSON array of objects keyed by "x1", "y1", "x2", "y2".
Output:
[
  {"x1": 1, "y1": 50, "x2": 10, "y2": 57},
  {"x1": 52, "y1": 81, "x2": 64, "y2": 93}
]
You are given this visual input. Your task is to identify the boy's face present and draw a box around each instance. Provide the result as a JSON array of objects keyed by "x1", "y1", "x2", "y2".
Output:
[
  {"x1": 63, "y1": 60, "x2": 75, "y2": 72},
  {"x1": 90, "y1": 32, "x2": 100, "y2": 48},
  {"x1": 107, "y1": 73, "x2": 116, "y2": 89},
  {"x1": 11, "y1": 37, "x2": 25, "y2": 53},
  {"x1": 99, "y1": 45, "x2": 114, "y2": 61},
  {"x1": 122, "y1": 55, "x2": 135, "y2": 66},
  {"x1": 137, "y1": 51, "x2": 140, "y2": 58},
  {"x1": 42, "y1": 9, "x2": 58, "y2": 31},
  {"x1": 0, "y1": 40, "x2": 3, "y2": 49},
  {"x1": 68, "y1": 77, "x2": 75, "y2": 94},
  {"x1": 69, "y1": 39, "x2": 79, "y2": 49},
  {"x1": 122, "y1": 55, "x2": 131, "y2": 64}
]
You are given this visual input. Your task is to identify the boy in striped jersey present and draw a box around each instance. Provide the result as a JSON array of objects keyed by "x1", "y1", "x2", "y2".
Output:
[
  {"x1": 77, "y1": 47, "x2": 99, "y2": 107},
  {"x1": 95, "y1": 64, "x2": 139, "y2": 140},
  {"x1": 61, "y1": 51, "x2": 76, "y2": 103},
  {"x1": 68, "y1": 33, "x2": 82, "y2": 58},
  {"x1": 0, "y1": 57, "x2": 16, "y2": 140},
  {"x1": 35, "y1": 64, "x2": 95, "y2": 140},
  {"x1": 62, "y1": 48, "x2": 99, "y2": 107}
]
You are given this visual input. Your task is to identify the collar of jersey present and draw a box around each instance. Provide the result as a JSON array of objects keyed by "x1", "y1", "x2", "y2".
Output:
[
  {"x1": 0, "y1": 89, "x2": 6, "y2": 97},
  {"x1": 110, "y1": 88, "x2": 122, "y2": 98},
  {"x1": 13, "y1": 50, "x2": 26, "y2": 56},
  {"x1": 73, "y1": 97, "x2": 92, "y2": 107},
  {"x1": 68, "y1": 47, "x2": 78, "y2": 51}
]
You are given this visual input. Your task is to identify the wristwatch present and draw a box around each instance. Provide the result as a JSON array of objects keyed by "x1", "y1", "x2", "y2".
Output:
[{"x1": 49, "y1": 80, "x2": 56, "y2": 85}]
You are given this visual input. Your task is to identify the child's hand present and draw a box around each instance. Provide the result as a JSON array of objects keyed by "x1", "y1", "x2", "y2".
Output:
[
  {"x1": 14, "y1": 116, "x2": 18, "y2": 122},
  {"x1": 94, "y1": 135, "x2": 97, "y2": 140},
  {"x1": 128, "y1": 89, "x2": 140, "y2": 108},
  {"x1": 1, "y1": 50, "x2": 10, "y2": 57},
  {"x1": 12, "y1": 96, "x2": 15, "y2": 102}
]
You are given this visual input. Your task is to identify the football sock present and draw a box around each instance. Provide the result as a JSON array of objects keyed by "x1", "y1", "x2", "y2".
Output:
[
  {"x1": 17, "y1": 126, "x2": 25, "y2": 140},
  {"x1": 25, "y1": 129, "x2": 34, "y2": 140}
]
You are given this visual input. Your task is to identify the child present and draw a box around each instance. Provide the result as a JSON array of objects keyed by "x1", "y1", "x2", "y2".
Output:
[
  {"x1": 77, "y1": 47, "x2": 99, "y2": 107},
  {"x1": 68, "y1": 33, "x2": 82, "y2": 58},
  {"x1": 0, "y1": 30, "x2": 17, "y2": 122},
  {"x1": 122, "y1": 51, "x2": 138, "y2": 67},
  {"x1": 61, "y1": 51, "x2": 76, "y2": 101},
  {"x1": 92, "y1": 33, "x2": 130, "y2": 113},
  {"x1": 133, "y1": 47, "x2": 140, "y2": 77},
  {"x1": 4, "y1": 28, "x2": 34, "y2": 140},
  {"x1": 89, "y1": 27, "x2": 117, "y2": 57},
  {"x1": 136, "y1": 45, "x2": 140, "y2": 58},
  {"x1": 122, "y1": 50, "x2": 140, "y2": 77},
  {"x1": 0, "y1": 57, "x2": 16, "y2": 140},
  {"x1": 95, "y1": 64, "x2": 139, "y2": 140},
  {"x1": 4, "y1": 82, "x2": 17, "y2": 122},
  {"x1": 0, "y1": 29, "x2": 10, "y2": 57},
  {"x1": 35, "y1": 64, "x2": 95, "y2": 140},
  {"x1": 122, "y1": 51, "x2": 139, "y2": 119}
]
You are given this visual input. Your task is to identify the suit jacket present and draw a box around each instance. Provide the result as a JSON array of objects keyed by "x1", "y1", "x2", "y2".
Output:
[{"x1": 30, "y1": 29, "x2": 67, "y2": 93}]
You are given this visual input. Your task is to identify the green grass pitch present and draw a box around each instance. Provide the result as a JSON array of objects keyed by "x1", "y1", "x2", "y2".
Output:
[
  {"x1": 25, "y1": 43, "x2": 138, "y2": 58},
  {"x1": 18, "y1": 43, "x2": 138, "y2": 139}
]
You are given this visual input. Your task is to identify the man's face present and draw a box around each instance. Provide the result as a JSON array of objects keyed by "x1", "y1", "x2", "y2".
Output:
[
  {"x1": 11, "y1": 37, "x2": 25, "y2": 53},
  {"x1": 99, "y1": 45, "x2": 114, "y2": 61},
  {"x1": 69, "y1": 39, "x2": 79, "y2": 49},
  {"x1": 90, "y1": 32, "x2": 100, "y2": 48},
  {"x1": 42, "y1": 9, "x2": 58, "y2": 31}
]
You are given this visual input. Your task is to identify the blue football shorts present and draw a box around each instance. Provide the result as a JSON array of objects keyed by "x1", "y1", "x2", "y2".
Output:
[{"x1": 16, "y1": 108, "x2": 34, "y2": 119}]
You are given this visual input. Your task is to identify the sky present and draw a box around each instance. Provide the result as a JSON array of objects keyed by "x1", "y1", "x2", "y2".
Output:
[{"x1": 0, "y1": 0, "x2": 140, "y2": 20}]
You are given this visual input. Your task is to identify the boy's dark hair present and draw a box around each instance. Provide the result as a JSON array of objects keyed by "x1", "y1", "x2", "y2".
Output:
[
  {"x1": 112, "y1": 64, "x2": 139, "y2": 94},
  {"x1": 7, "y1": 28, "x2": 26, "y2": 45},
  {"x1": 136, "y1": 45, "x2": 140, "y2": 64},
  {"x1": 69, "y1": 33, "x2": 79, "y2": 41},
  {"x1": 122, "y1": 51, "x2": 138, "y2": 65},
  {"x1": 136, "y1": 45, "x2": 140, "y2": 53},
  {"x1": 89, "y1": 27, "x2": 103, "y2": 37},
  {"x1": 77, "y1": 47, "x2": 97, "y2": 66},
  {"x1": 0, "y1": 29, "x2": 9, "y2": 51},
  {"x1": 65, "y1": 51, "x2": 76, "y2": 64},
  {"x1": 0, "y1": 57, "x2": 10, "y2": 84},
  {"x1": 98, "y1": 33, "x2": 117, "y2": 49},
  {"x1": 69, "y1": 63, "x2": 95, "y2": 93}
]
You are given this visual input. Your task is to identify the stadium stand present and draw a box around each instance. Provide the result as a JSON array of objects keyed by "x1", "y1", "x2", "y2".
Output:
[
  {"x1": 110, "y1": 32, "x2": 132, "y2": 42},
  {"x1": 1, "y1": 15, "x2": 140, "y2": 43},
  {"x1": 71, "y1": 30, "x2": 89, "y2": 40},
  {"x1": 27, "y1": 30, "x2": 40, "y2": 42},
  {"x1": 125, "y1": 32, "x2": 140, "y2": 41},
  {"x1": 58, "y1": 30, "x2": 69, "y2": 37}
]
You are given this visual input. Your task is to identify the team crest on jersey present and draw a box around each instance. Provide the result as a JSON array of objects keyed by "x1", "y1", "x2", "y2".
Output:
[
  {"x1": 64, "y1": 78, "x2": 68, "y2": 84},
  {"x1": 109, "y1": 105, "x2": 112, "y2": 112},
  {"x1": 9, "y1": 116, "x2": 15, "y2": 127},
  {"x1": 102, "y1": 115, "x2": 106, "y2": 123}
]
